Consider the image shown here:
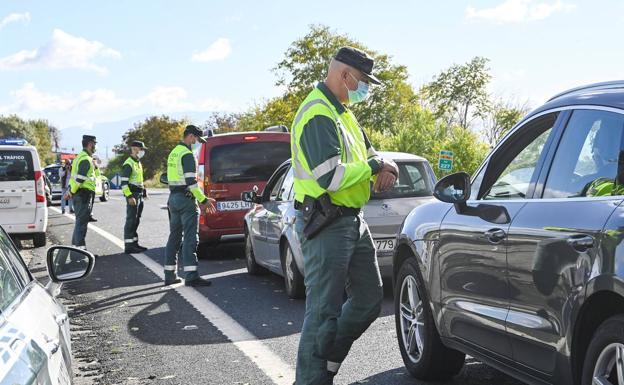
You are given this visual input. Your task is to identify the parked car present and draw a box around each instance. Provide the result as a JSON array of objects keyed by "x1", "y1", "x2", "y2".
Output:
[
  {"x1": 95, "y1": 173, "x2": 110, "y2": 202},
  {"x1": 196, "y1": 130, "x2": 291, "y2": 247},
  {"x1": 0, "y1": 225, "x2": 94, "y2": 384},
  {"x1": 242, "y1": 152, "x2": 436, "y2": 298},
  {"x1": 44, "y1": 164, "x2": 63, "y2": 204},
  {"x1": 393, "y1": 80, "x2": 624, "y2": 385},
  {"x1": 0, "y1": 139, "x2": 48, "y2": 247}
]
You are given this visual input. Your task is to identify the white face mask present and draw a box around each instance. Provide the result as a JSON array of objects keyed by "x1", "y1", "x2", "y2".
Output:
[{"x1": 137, "y1": 150, "x2": 145, "y2": 159}]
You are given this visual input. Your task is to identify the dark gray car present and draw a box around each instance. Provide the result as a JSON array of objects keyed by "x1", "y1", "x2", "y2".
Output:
[
  {"x1": 243, "y1": 152, "x2": 436, "y2": 299},
  {"x1": 393, "y1": 81, "x2": 624, "y2": 385}
]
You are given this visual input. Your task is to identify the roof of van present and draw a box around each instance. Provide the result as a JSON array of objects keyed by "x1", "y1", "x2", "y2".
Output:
[
  {"x1": 207, "y1": 131, "x2": 289, "y2": 138},
  {"x1": 0, "y1": 144, "x2": 38, "y2": 152}
]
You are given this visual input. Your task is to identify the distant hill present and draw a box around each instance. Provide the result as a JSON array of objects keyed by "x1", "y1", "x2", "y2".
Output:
[{"x1": 58, "y1": 111, "x2": 218, "y2": 159}]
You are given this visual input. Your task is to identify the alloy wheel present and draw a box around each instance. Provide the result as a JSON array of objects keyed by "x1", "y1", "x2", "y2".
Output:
[
  {"x1": 285, "y1": 246, "x2": 294, "y2": 283},
  {"x1": 399, "y1": 275, "x2": 425, "y2": 363},
  {"x1": 593, "y1": 343, "x2": 624, "y2": 385}
]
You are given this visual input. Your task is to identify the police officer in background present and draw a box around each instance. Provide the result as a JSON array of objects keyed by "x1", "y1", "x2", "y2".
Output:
[
  {"x1": 291, "y1": 47, "x2": 399, "y2": 384},
  {"x1": 65, "y1": 135, "x2": 98, "y2": 250},
  {"x1": 163, "y1": 125, "x2": 216, "y2": 287},
  {"x1": 121, "y1": 140, "x2": 149, "y2": 254}
]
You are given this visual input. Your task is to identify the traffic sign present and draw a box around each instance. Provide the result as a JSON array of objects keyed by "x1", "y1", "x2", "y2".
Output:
[{"x1": 438, "y1": 150, "x2": 454, "y2": 171}]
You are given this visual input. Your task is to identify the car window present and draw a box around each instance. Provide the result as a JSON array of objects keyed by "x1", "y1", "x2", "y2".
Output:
[
  {"x1": 270, "y1": 173, "x2": 287, "y2": 201},
  {"x1": 279, "y1": 168, "x2": 295, "y2": 202},
  {"x1": 210, "y1": 141, "x2": 291, "y2": 183},
  {"x1": 481, "y1": 113, "x2": 558, "y2": 200},
  {"x1": 44, "y1": 166, "x2": 61, "y2": 184},
  {"x1": 0, "y1": 229, "x2": 30, "y2": 287},
  {"x1": 543, "y1": 109, "x2": 624, "y2": 198},
  {"x1": 370, "y1": 161, "x2": 433, "y2": 200},
  {"x1": 0, "y1": 250, "x2": 23, "y2": 313},
  {"x1": 0, "y1": 150, "x2": 34, "y2": 182}
]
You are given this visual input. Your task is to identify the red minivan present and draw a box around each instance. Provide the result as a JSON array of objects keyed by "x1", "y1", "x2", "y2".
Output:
[{"x1": 197, "y1": 131, "x2": 291, "y2": 245}]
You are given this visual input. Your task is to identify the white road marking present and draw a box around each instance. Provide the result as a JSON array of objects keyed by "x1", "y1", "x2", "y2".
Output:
[{"x1": 49, "y1": 206, "x2": 296, "y2": 385}]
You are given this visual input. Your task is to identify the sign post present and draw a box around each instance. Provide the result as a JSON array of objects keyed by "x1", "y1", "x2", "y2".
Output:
[{"x1": 438, "y1": 150, "x2": 454, "y2": 172}]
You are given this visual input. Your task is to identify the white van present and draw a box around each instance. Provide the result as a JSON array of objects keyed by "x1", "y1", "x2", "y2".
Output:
[{"x1": 0, "y1": 139, "x2": 48, "y2": 247}]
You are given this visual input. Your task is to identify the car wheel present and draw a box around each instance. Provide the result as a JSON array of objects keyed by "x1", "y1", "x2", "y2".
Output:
[
  {"x1": 99, "y1": 183, "x2": 109, "y2": 202},
  {"x1": 582, "y1": 314, "x2": 624, "y2": 385},
  {"x1": 281, "y1": 242, "x2": 305, "y2": 299},
  {"x1": 395, "y1": 257, "x2": 465, "y2": 380},
  {"x1": 245, "y1": 231, "x2": 266, "y2": 275},
  {"x1": 33, "y1": 232, "x2": 46, "y2": 248}
]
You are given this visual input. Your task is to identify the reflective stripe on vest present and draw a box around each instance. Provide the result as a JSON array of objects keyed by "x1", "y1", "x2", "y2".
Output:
[
  {"x1": 167, "y1": 144, "x2": 193, "y2": 186},
  {"x1": 70, "y1": 150, "x2": 96, "y2": 192}
]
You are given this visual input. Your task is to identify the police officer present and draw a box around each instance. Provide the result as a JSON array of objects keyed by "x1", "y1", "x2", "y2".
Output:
[
  {"x1": 65, "y1": 135, "x2": 98, "y2": 250},
  {"x1": 291, "y1": 47, "x2": 399, "y2": 385},
  {"x1": 163, "y1": 125, "x2": 216, "y2": 286},
  {"x1": 121, "y1": 140, "x2": 148, "y2": 254}
]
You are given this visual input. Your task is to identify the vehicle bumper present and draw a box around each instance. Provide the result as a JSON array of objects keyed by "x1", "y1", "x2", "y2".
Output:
[
  {"x1": 3, "y1": 206, "x2": 47, "y2": 235},
  {"x1": 377, "y1": 253, "x2": 393, "y2": 279},
  {"x1": 199, "y1": 224, "x2": 244, "y2": 243}
]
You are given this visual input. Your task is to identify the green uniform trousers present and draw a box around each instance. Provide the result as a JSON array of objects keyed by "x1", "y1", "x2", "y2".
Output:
[
  {"x1": 164, "y1": 192, "x2": 200, "y2": 281},
  {"x1": 72, "y1": 190, "x2": 94, "y2": 247},
  {"x1": 123, "y1": 192, "x2": 144, "y2": 247},
  {"x1": 294, "y1": 211, "x2": 383, "y2": 385}
]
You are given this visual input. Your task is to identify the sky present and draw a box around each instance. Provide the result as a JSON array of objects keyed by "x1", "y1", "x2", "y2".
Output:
[{"x1": 0, "y1": 0, "x2": 623, "y2": 135}]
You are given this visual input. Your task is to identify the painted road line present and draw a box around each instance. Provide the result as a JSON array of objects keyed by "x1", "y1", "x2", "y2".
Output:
[{"x1": 49, "y1": 206, "x2": 295, "y2": 385}]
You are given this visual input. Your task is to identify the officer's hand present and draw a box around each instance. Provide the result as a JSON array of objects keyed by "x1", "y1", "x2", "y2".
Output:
[
  {"x1": 374, "y1": 170, "x2": 397, "y2": 193},
  {"x1": 380, "y1": 159, "x2": 399, "y2": 177},
  {"x1": 127, "y1": 197, "x2": 137, "y2": 206},
  {"x1": 204, "y1": 198, "x2": 217, "y2": 215},
  {"x1": 64, "y1": 191, "x2": 72, "y2": 200}
]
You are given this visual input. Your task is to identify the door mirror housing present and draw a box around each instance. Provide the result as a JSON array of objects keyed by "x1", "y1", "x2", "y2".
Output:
[
  {"x1": 434, "y1": 172, "x2": 471, "y2": 204},
  {"x1": 46, "y1": 246, "x2": 95, "y2": 283},
  {"x1": 159, "y1": 173, "x2": 168, "y2": 185}
]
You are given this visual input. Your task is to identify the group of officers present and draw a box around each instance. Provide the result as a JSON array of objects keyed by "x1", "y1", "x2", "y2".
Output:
[{"x1": 67, "y1": 46, "x2": 397, "y2": 384}]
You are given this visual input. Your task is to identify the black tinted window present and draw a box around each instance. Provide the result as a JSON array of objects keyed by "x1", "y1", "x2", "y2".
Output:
[
  {"x1": 544, "y1": 110, "x2": 624, "y2": 198},
  {"x1": 210, "y1": 142, "x2": 291, "y2": 183},
  {"x1": 0, "y1": 151, "x2": 34, "y2": 181},
  {"x1": 370, "y1": 162, "x2": 434, "y2": 200},
  {"x1": 44, "y1": 167, "x2": 60, "y2": 184}
]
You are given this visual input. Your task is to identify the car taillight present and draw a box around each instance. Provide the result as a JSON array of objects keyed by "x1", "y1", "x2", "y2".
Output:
[
  {"x1": 34, "y1": 171, "x2": 45, "y2": 203},
  {"x1": 244, "y1": 136, "x2": 258, "y2": 141}
]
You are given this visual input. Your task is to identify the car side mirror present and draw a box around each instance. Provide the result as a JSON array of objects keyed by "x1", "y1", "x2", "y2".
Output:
[
  {"x1": 242, "y1": 191, "x2": 261, "y2": 204},
  {"x1": 159, "y1": 173, "x2": 168, "y2": 185},
  {"x1": 46, "y1": 246, "x2": 95, "y2": 283},
  {"x1": 434, "y1": 172, "x2": 471, "y2": 204}
]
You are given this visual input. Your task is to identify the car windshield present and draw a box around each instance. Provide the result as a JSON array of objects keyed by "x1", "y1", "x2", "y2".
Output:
[
  {"x1": 210, "y1": 141, "x2": 291, "y2": 183},
  {"x1": 370, "y1": 161, "x2": 434, "y2": 200},
  {"x1": 0, "y1": 151, "x2": 34, "y2": 182},
  {"x1": 44, "y1": 167, "x2": 61, "y2": 184}
]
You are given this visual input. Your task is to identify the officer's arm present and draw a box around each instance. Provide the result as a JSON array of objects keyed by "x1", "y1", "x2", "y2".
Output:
[
  {"x1": 361, "y1": 128, "x2": 383, "y2": 181},
  {"x1": 69, "y1": 159, "x2": 90, "y2": 194},
  {"x1": 300, "y1": 115, "x2": 381, "y2": 193},
  {"x1": 181, "y1": 153, "x2": 208, "y2": 203},
  {"x1": 120, "y1": 163, "x2": 132, "y2": 197}
]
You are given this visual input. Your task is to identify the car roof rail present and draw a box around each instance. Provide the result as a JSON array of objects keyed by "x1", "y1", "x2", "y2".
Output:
[
  {"x1": 264, "y1": 125, "x2": 289, "y2": 133},
  {"x1": 548, "y1": 80, "x2": 624, "y2": 102}
]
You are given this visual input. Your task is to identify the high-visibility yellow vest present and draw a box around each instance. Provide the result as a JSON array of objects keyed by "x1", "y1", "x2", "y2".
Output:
[
  {"x1": 70, "y1": 150, "x2": 96, "y2": 193},
  {"x1": 291, "y1": 87, "x2": 373, "y2": 208},
  {"x1": 166, "y1": 144, "x2": 207, "y2": 202},
  {"x1": 121, "y1": 156, "x2": 144, "y2": 197}
]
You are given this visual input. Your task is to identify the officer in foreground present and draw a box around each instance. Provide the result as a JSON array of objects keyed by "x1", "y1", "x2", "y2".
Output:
[
  {"x1": 65, "y1": 135, "x2": 98, "y2": 251},
  {"x1": 291, "y1": 46, "x2": 399, "y2": 385},
  {"x1": 121, "y1": 140, "x2": 149, "y2": 254},
  {"x1": 164, "y1": 125, "x2": 216, "y2": 286}
]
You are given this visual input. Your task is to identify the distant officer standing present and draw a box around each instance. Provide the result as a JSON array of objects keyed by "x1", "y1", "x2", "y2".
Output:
[
  {"x1": 291, "y1": 47, "x2": 398, "y2": 384},
  {"x1": 121, "y1": 140, "x2": 149, "y2": 254},
  {"x1": 163, "y1": 125, "x2": 216, "y2": 286},
  {"x1": 65, "y1": 135, "x2": 98, "y2": 250}
]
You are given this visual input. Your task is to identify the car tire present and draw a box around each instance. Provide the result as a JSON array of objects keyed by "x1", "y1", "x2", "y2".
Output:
[
  {"x1": 99, "y1": 183, "x2": 109, "y2": 202},
  {"x1": 395, "y1": 257, "x2": 465, "y2": 380},
  {"x1": 33, "y1": 232, "x2": 46, "y2": 248},
  {"x1": 245, "y1": 231, "x2": 267, "y2": 275},
  {"x1": 281, "y1": 242, "x2": 305, "y2": 299},
  {"x1": 581, "y1": 314, "x2": 624, "y2": 385},
  {"x1": 197, "y1": 240, "x2": 218, "y2": 259}
]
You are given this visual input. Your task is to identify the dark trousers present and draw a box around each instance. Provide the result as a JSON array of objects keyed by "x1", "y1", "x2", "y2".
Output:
[
  {"x1": 124, "y1": 193, "x2": 144, "y2": 247},
  {"x1": 72, "y1": 190, "x2": 94, "y2": 247},
  {"x1": 164, "y1": 193, "x2": 200, "y2": 281}
]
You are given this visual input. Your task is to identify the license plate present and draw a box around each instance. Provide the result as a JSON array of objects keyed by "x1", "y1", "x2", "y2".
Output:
[
  {"x1": 0, "y1": 197, "x2": 12, "y2": 208},
  {"x1": 216, "y1": 200, "x2": 253, "y2": 211},
  {"x1": 375, "y1": 238, "x2": 396, "y2": 253}
]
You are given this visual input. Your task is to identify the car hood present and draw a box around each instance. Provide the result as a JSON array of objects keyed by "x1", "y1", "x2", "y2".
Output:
[{"x1": 363, "y1": 196, "x2": 435, "y2": 238}]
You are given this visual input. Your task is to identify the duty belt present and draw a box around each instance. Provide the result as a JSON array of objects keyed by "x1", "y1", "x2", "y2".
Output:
[{"x1": 294, "y1": 200, "x2": 360, "y2": 216}]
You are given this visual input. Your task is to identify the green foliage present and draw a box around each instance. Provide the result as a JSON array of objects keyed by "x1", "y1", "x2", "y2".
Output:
[
  {"x1": 422, "y1": 56, "x2": 492, "y2": 130},
  {"x1": 103, "y1": 154, "x2": 126, "y2": 179},
  {"x1": 483, "y1": 102, "x2": 528, "y2": 146},
  {"x1": 0, "y1": 115, "x2": 57, "y2": 165},
  {"x1": 113, "y1": 115, "x2": 188, "y2": 179}
]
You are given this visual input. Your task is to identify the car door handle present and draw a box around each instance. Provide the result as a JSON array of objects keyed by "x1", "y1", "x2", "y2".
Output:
[
  {"x1": 567, "y1": 235, "x2": 594, "y2": 252},
  {"x1": 484, "y1": 229, "x2": 506, "y2": 244}
]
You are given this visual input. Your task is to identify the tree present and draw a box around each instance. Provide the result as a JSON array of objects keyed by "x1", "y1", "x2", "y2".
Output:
[
  {"x1": 202, "y1": 112, "x2": 242, "y2": 134},
  {"x1": 0, "y1": 115, "x2": 57, "y2": 165},
  {"x1": 0, "y1": 115, "x2": 33, "y2": 141},
  {"x1": 113, "y1": 115, "x2": 188, "y2": 180},
  {"x1": 30, "y1": 119, "x2": 55, "y2": 165},
  {"x1": 483, "y1": 101, "x2": 529, "y2": 147},
  {"x1": 270, "y1": 24, "x2": 418, "y2": 135},
  {"x1": 422, "y1": 56, "x2": 492, "y2": 130}
]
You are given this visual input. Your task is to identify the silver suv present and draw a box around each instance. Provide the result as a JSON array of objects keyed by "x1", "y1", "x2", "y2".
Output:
[{"x1": 242, "y1": 152, "x2": 436, "y2": 299}]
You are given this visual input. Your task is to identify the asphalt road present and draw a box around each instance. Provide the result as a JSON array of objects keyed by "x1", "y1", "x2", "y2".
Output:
[{"x1": 25, "y1": 189, "x2": 525, "y2": 385}]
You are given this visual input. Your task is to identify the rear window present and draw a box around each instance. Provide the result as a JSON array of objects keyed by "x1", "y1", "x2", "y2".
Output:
[
  {"x1": 44, "y1": 167, "x2": 60, "y2": 184},
  {"x1": 370, "y1": 161, "x2": 434, "y2": 200},
  {"x1": 210, "y1": 142, "x2": 291, "y2": 183},
  {"x1": 0, "y1": 151, "x2": 34, "y2": 182}
]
